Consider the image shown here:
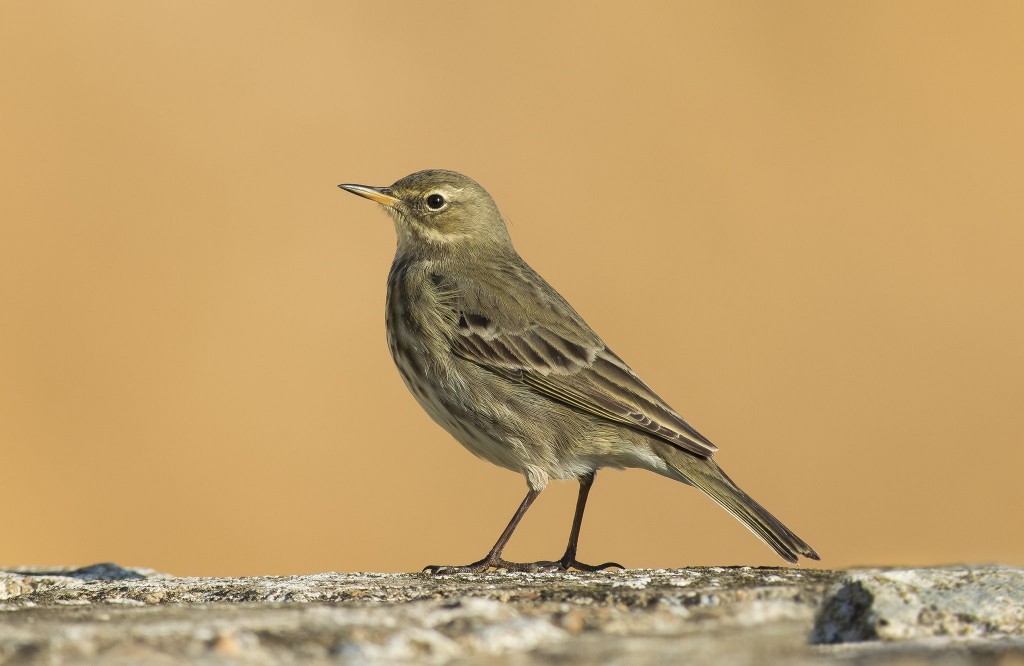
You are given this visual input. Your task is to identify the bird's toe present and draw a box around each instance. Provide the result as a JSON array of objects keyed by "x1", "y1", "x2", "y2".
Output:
[{"x1": 562, "y1": 559, "x2": 625, "y2": 572}]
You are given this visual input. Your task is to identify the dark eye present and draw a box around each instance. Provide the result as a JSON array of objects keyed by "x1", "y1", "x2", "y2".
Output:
[{"x1": 426, "y1": 193, "x2": 446, "y2": 210}]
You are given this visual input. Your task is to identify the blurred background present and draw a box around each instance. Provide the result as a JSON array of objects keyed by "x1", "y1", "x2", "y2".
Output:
[{"x1": 2, "y1": 2, "x2": 1022, "y2": 576}]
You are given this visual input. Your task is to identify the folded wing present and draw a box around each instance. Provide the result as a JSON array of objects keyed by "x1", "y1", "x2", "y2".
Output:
[{"x1": 447, "y1": 291, "x2": 718, "y2": 458}]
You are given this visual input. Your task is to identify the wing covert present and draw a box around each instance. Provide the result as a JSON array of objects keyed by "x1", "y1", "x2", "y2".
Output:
[{"x1": 448, "y1": 306, "x2": 718, "y2": 458}]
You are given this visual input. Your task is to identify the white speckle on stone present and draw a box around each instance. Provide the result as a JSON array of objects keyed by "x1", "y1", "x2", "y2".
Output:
[
  {"x1": 103, "y1": 598, "x2": 146, "y2": 606},
  {"x1": 613, "y1": 575, "x2": 651, "y2": 589},
  {"x1": 731, "y1": 600, "x2": 814, "y2": 626},
  {"x1": 874, "y1": 569, "x2": 939, "y2": 587},
  {"x1": 383, "y1": 628, "x2": 462, "y2": 662},
  {"x1": 466, "y1": 617, "x2": 566, "y2": 655},
  {"x1": 422, "y1": 597, "x2": 513, "y2": 628},
  {"x1": 336, "y1": 628, "x2": 461, "y2": 664}
]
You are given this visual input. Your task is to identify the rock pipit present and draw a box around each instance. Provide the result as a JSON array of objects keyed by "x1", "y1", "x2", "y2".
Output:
[{"x1": 339, "y1": 170, "x2": 819, "y2": 573}]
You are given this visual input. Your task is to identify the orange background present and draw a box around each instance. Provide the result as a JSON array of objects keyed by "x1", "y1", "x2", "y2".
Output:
[{"x1": 2, "y1": 2, "x2": 1022, "y2": 576}]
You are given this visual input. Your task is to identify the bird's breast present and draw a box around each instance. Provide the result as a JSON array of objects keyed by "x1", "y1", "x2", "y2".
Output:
[
  {"x1": 382, "y1": 257, "x2": 587, "y2": 482},
  {"x1": 384, "y1": 258, "x2": 457, "y2": 401}
]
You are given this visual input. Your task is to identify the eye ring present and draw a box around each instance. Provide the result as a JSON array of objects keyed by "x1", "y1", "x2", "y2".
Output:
[{"x1": 426, "y1": 193, "x2": 446, "y2": 210}]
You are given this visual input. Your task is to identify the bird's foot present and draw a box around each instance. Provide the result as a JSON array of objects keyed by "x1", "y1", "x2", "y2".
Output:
[
  {"x1": 533, "y1": 557, "x2": 625, "y2": 573},
  {"x1": 422, "y1": 563, "x2": 484, "y2": 575},
  {"x1": 423, "y1": 557, "x2": 546, "y2": 575},
  {"x1": 423, "y1": 556, "x2": 624, "y2": 575}
]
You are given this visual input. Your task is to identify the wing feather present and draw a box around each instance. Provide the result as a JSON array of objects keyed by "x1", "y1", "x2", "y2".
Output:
[
  {"x1": 434, "y1": 265, "x2": 718, "y2": 457},
  {"x1": 450, "y1": 316, "x2": 717, "y2": 458}
]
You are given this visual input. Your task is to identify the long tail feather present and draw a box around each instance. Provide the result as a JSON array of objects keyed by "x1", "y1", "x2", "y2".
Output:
[{"x1": 655, "y1": 443, "x2": 819, "y2": 563}]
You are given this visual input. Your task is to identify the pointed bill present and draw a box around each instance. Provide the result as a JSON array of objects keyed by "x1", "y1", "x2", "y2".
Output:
[{"x1": 338, "y1": 184, "x2": 401, "y2": 208}]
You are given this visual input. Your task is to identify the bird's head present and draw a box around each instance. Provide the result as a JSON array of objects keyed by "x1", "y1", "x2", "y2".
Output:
[{"x1": 340, "y1": 170, "x2": 512, "y2": 254}]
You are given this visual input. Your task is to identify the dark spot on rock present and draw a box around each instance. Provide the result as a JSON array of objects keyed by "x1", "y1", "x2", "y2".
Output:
[{"x1": 810, "y1": 581, "x2": 878, "y2": 644}]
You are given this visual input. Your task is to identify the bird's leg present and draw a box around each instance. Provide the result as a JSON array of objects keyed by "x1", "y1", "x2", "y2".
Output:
[
  {"x1": 544, "y1": 472, "x2": 624, "y2": 572},
  {"x1": 423, "y1": 487, "x2": 542, "y2": 574}
]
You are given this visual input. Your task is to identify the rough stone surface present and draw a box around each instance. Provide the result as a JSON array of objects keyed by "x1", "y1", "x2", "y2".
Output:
[{"x1": 0, "y1": 564, "x2": 1021, "y2": 664}]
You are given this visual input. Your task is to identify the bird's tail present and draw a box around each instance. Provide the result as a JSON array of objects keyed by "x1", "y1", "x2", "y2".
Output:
[{"x1": 654, "y1": 443, "x2": 820, "y2": 564}]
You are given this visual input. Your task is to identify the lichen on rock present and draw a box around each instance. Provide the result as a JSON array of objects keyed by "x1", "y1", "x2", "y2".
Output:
[{"x1": 0, "y1": 564, "x2": 1021, "y2": 664}]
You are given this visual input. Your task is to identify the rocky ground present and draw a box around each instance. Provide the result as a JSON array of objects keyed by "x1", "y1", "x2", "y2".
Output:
[{"x1": 0, "y1": 564, "x2": 1022, "y2": 664}]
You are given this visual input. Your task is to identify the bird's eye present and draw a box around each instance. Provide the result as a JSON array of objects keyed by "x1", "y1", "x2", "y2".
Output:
[{"x1": 426, "y1": 194, "x2": 446, "y2": 210}]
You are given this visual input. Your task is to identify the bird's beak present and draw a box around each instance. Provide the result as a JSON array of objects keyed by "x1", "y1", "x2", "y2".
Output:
[{"x1": 338, "y1": 183, "x2": 402, "y2": 208}]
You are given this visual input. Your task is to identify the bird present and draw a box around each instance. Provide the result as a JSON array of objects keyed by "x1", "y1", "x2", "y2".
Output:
[{"x1": 338, "y1": 170, "x2": 819, "y2": 573}]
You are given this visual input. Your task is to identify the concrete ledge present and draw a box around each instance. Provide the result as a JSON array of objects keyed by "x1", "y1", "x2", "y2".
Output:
[{"x1": 1, "y1": 565, "x2": 1021, "y2": 664}]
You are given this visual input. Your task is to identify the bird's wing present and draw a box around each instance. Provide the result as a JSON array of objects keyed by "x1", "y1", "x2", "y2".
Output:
[{"x1": 442, "y1": 270, "x2": 718, "y2": 458}]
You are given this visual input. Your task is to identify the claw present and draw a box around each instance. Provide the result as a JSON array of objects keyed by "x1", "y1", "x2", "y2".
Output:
[
  {"x1": 422, "y1": 561, "x2": 489, "y2": 575},
  {"x1": 562, "y1": 559, "x2": 624, "y2": 572}
]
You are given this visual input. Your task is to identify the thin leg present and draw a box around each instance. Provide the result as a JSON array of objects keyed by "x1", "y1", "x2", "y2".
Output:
[
  {"x1": 552, "y1": 472, "x2": 623, "y2": 571},
  {"x1": 483, "y1": 487, "x2": 540, "y2": 563},
  {"x1": 423, "y1": 487, "x2": 541, "y2": 574},
  {"x1": 423, "y1": 474, "x2": 624, "y2": 575}
]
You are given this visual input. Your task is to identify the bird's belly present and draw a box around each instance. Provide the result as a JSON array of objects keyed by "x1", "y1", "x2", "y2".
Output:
[
  {"x1": 386, "y1": 332, "x2": 567, "y2": 479},
  {"x1": 402, "y1": 367, "x2": 645, "y2": 496}
]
